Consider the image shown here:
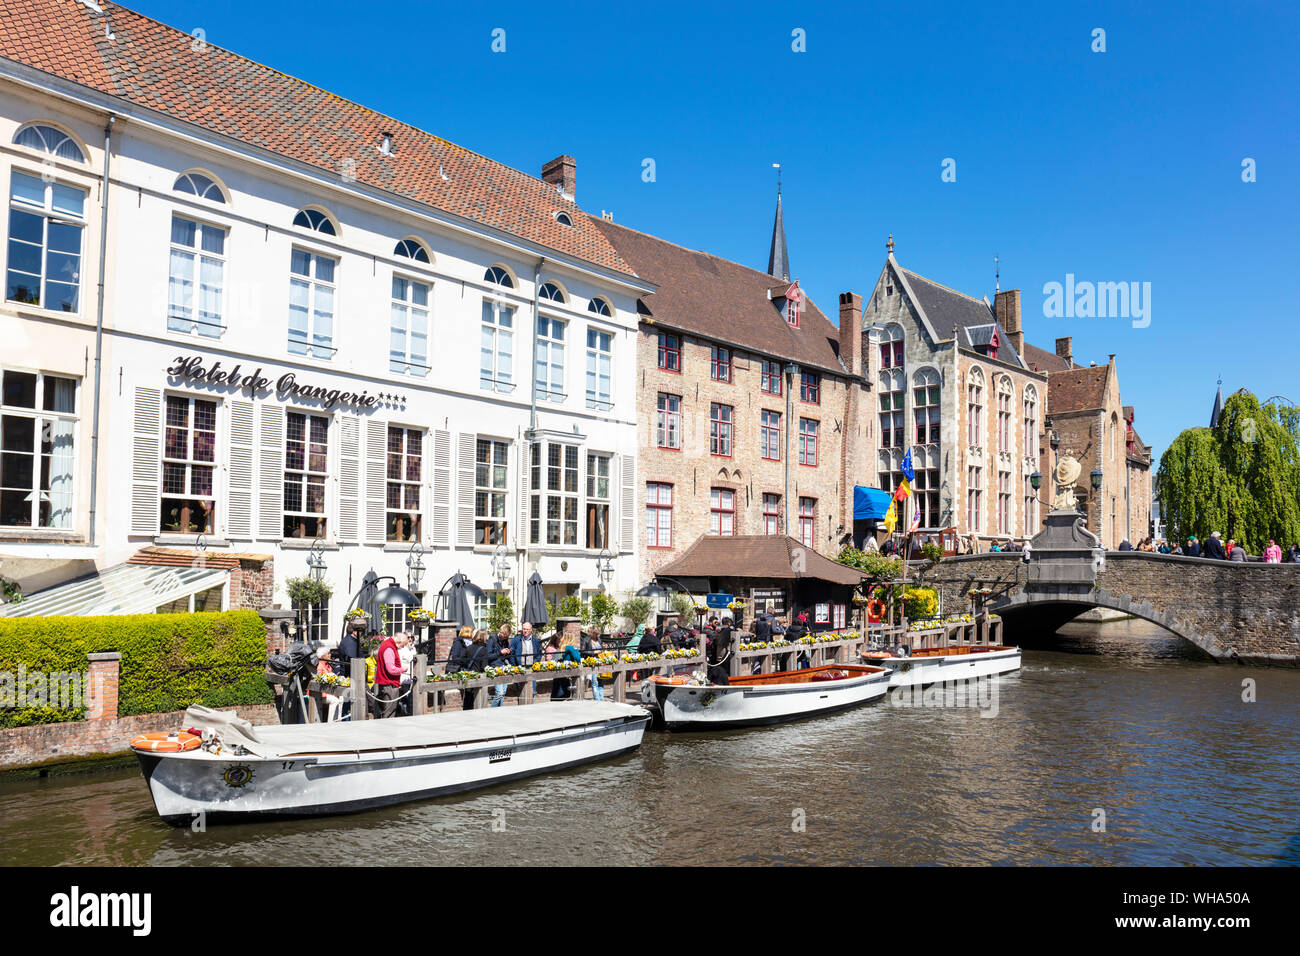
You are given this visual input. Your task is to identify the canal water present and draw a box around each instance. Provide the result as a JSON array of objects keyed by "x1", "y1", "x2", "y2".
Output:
[{"x1": 2, "y1": 619, "x2": 1297, "y2": 866}]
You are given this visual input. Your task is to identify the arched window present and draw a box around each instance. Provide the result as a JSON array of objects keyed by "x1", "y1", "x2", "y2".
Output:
[
  {"x1": 587, "y1": 297, "x2": 612, "y2": 316},
  {"x1": 555, "y1": 211, "x2": 573, "y2": 227},
  {"x1": 879, "y1": 368, "x2": 905, "y2": 449},
  {"x1": 293, "y1": 207, "x2": 336, "y2": 236},
  {"x1": 538, "y1": 281, "x2": 565, "y2": 303},
  {"x1": 879, "y1": 323, "x2": 905, "y2": 369},
  {"x1": 13, "y1": 123, "x2": 85, "y2": 163},
  {"x1": 394, "y1": 238, "x2": 430, "y2": 263},
  {"x1": 966, "y1": 366, "x2": 985, "y2": 447},
  {"x1": 484, "y1": 265, "x2": 513, "y2": 288},
  {"x1": 174, "y1": 171, "x2": 226, "y2": 203},
  {"x1": 913, "y1": 368, "x2": 940, "y2": 445},
  {"x1": 1023, "y1": 385, "x2": 1038, "y2": 458},
  {"x1": 996, "y1": 376, "x2": 1014, "y2": 454}
]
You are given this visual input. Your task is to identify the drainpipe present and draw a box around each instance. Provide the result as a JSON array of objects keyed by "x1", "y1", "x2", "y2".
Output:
[
  {"x1": 88, "y1": 113, "x2": 114, "y2": 547},
  {"x1": 520, "y1": 258, "x2": 543, "y2": 585}
]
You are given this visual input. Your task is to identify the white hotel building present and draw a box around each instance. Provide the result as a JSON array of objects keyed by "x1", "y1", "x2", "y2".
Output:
[{"x1": 0, "y1": 0, "x2": 649, "y2": 634}]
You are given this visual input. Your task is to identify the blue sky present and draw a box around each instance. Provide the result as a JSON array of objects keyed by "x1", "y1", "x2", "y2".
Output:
[{"x1": 129, "y1": 0, "x2": 1299, "y2": 462}]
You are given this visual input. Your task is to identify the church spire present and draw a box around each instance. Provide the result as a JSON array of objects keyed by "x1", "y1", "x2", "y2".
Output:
[
  {"x1": 767, "y1": 164, "x2": 789, "y2": 282},
  {"x1": 1210, "y1": 377, "x2": 1224, "y2": 427}
]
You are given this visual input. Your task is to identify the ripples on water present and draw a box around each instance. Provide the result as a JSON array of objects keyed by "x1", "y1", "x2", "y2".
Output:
[{"x1": 1, "y1": 618, "x2": 1297, "y2": 866}]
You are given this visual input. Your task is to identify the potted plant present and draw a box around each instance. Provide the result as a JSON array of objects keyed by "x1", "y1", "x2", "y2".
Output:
[{"x1": 343, "y1": 606, "x2": 370, "y2": 633}]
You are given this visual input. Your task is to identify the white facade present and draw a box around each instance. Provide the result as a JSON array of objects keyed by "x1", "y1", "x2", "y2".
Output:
[{"x1": 0, "y1": 68, "x2": 650, "y2": 635}]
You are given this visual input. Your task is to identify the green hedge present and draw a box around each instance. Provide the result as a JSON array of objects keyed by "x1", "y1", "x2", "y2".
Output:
[{"x1": 0, "y1": 610, "x2": 272, "y2": 728}]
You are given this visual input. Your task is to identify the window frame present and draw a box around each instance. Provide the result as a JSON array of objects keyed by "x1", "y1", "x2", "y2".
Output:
[
  {"x1": 710, "y1": 346, "x2": 733, "y2": 383},
  {"x1": 283, "y1": 409, "x2": 330, "y2": 539},
  {"x1": 534, "y1": 312, "x2": 566, "y2": 403},
  {"x1": 385, "y1": 425, "x2": 424, "y2": 544},
  {"x1": 709, "y1": 487, "x2": 736, "y2": 537},
  {"x1": 760, "y1": 409, "x2": 782, "y2": 461},
  {"x1": 646, "y1": 481, "x2": 673, "y2": 550},
  {"x1": 709, "y1": 402, "x2": 733, "y2": 458},
  {"x1": 0, "y1": 368, "x2": 78, "y2": 531},
  {"x1": 798, "y1": 496, "x2": 816, "y2": 548},
  {"x1": 585, "y1": 452, "x2": 611, "y2": 550},
  {"x1": 287, "y1": 247, "x2": 338, "y2": 360},
  {"x1": 389, "y1": 273, "x2": 431, "y2": 376},
  {"x1": 159, "y1": 392, "x2": 218, "y2": 536},
  {"x1": 528, "y1": 441, "x2": 579, "y2": 547},
  {"x1": 167, "y1": 213, "x2": 228, "y2": 339},
  {"x1": 657, "y1": 332, "x2": 681, "y2": 373},
  {"x1": 798, "y1": 417, "x2": 819, "y2": 467},
  {"x1": 5, "y1": 168, "x2": 87, "y2": 315},
  {"x1": 475, "y1": 436, "x2": 509, "y2": 546},
  {"x1": 800, "y1": 370, "x2": 821, "y2": 404},
  {"x1": 585, "y1": 327, "x2": 613, "y2": 410},
  {"x1": 657, "y1": 392, "x2": 682, "y2": 451},
  {"x1": 762, "y1": 493, "x2": 781, "y2": 535},
  {"x1": 480, "y1": 297, "x2": 516, "y2": 393},
  {"x1": 760, "y1": 359, "x2": 783, "y2": 396}
]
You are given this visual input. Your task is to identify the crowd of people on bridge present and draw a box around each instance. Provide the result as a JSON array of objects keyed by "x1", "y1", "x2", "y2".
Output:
[{"x1": 1119, "y1": 532, "x2": 1300, "y2": 562}]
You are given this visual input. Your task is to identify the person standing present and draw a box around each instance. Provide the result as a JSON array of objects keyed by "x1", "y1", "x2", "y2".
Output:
[
  {"x1": 459, "y1": 629, "x2": 491, "y2": 710},
  {"x1": 489, "y1": 624, "x2": 512, "y2": 706},
  {"x1": 1228, "y1": 540, "x2": 1247, "y2": 562},
  {"x1": 1204, "y1": 532, "x2": 1227, "y2": 560},
  {"x1": 705, "y1": 617, "x2": 734, "y2": 685},
  {"x1": 511, "y1": 620, "x2": 544, "y2": 695},
  {"x1": 1185, "y1": 537, "x2": 1201, "y2": 557},
  {"x1": 374, "y1": 632, "x2": 409, "y2": 719},
  {"x1": 582, "y1": 625, "x2": 605, "y2": 701},
  {"x1": 1287, "y1": 543, "x2": 1300, "y2": 563},
  {"x1": 550, "y1": 632, "x2": 580, "y2": 700},
  {"x1": 1264, "y1": 539, "x2": 1282, "y2": 563}
]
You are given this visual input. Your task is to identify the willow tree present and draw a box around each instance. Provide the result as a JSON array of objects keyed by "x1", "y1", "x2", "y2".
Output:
[{"x1": 1157, "y1": 391, "x2": 1300, "y2": 552}]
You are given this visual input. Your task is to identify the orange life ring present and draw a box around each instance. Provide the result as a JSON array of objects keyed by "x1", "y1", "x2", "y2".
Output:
[
  {"x1": 863, "y1": 651, "x2": 890, "y2": 660},
  {"x1": 130, "y1": 732, "x2": 201, "y2": 753},
  {"x1": 650, "y1": 676, "x2": 687, "y2": 685},
  {"x1": 866, "y1": 600, "x2": 886, "y2": 623}
]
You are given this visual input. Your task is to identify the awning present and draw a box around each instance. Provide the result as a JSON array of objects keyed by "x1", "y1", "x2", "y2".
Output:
[
  {"x1": 853, "y1": 486, "x2": 892, "y2": 521},
  {"x1": 0, "y1": 563, "x2": 229, "y2": 617}
]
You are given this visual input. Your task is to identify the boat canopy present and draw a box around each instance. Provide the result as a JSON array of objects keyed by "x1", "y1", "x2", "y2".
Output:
[{"x1": 853, "y1": 486, "x2": 892, "y2": 521}]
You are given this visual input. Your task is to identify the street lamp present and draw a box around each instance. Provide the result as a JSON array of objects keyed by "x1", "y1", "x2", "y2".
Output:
[
  {"x1": 596, "y1": 548, "x2": 615, "y2": 587},
  {"x1": 405, "y1": 543, "x2": 426, "y2": 591},
  {"x1": 1029, "y1": 470, "x2": 1042, "y2": 492},
  {"x1": 306, "y1": 537, "x2": 327, "y2": 582},
  {"x1": 1090, "y1": 467, "x2": 1104, "y2": 493}
]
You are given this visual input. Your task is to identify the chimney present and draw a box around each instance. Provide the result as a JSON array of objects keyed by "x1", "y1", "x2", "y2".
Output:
[
  {"x1": 995, "y1": 289, "x2": 1023, "y2": 357},
  {"x1": 838, "y1": 292, "x2": 863, "y2": 378},
  {"x1": 541, "y1": 155, "x2": 576, "y2": 199},
  {"x1": 1055, "y1": 336, "x2": 1073, "y2": 366}
]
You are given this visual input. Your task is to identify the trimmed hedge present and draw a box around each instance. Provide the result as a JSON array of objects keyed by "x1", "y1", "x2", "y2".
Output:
[{"x1": 0, "y1": 610, "x2": 272, "y2": 728}]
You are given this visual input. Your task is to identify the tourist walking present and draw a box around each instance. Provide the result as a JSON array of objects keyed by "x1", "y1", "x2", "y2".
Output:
[
  {"x1": 1204, "y1": 532, "x2": 1228, "y2": 560},
  {"x1": 1264, "y1": 539, "x2": 1283, "y2": 563},
  {"x1": 374, "y1": 631, "x2": 410, "y2": 719}
]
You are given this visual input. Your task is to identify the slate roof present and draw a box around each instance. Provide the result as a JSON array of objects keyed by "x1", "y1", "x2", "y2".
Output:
[
  {"x1": 895, "y1": 265, "x2": 1030, "y2": 370},
  {"x1": 593, "y1": 217, "x2": 848, "y2": 376},
  {"x1": 767, "y1": 192, "x2": 790, "y2": 282},
  {"x1": 654, "y1": 535, "x2": 863, "y2": 586},
  {"x1": 0, "y1": 0, "x2": 634, "y2": 275}
]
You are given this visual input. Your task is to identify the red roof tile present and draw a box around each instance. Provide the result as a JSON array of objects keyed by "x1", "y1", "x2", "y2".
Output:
[
  {"x1": 0, "y1": 0, "x2": 634, "y2": 276},
  {"x1": 1048, "y1": 365, "x2": 1110, "y2": 412}
]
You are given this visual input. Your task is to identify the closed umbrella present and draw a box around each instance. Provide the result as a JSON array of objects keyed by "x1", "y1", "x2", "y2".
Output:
[
  {"x1": 353, "y1": 569, "x2": 382, "y2": 633},
  {"x1": 444, "y1": 572, "x2": 483, "y2": 629},
  {"x1": 522, "y1": 571, "x2": 549, "y2": 628}
]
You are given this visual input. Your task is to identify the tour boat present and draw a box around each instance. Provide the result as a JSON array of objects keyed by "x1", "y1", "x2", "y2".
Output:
[
  {"x1": 642, "y1": 664, "x2": 890, "y2": 731},
  {"x1": 131, "y1": 701, "x2": 650, "y2": 825},
  {"x1": 861, "y1": 644, "x2": 1022, "y2": 688}
]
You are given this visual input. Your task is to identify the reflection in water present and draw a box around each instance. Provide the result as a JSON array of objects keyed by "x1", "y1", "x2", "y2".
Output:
[{"x1": 2, "y1": 619, "x2": 1297, "y2": 866}]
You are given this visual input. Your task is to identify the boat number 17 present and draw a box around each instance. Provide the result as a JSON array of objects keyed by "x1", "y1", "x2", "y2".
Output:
[{"x1": 280, "y1": 762, "x2": 295, "y2": 770}]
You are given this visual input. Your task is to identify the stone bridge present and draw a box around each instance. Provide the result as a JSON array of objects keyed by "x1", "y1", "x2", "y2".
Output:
[{"x1": 924, "y1": 534, "x2": 1300, "y2": 665}]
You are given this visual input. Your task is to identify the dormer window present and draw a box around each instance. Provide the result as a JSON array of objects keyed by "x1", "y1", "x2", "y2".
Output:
[
  {"x1": 293, "y1": 207, "x2": 336, "y2": 236},
  {"x1": 555, "y1": 211, "x2": 573, "y2": 227},
  {"x1": 784, "y1": 280, "x2": 802, "y2": 327}
]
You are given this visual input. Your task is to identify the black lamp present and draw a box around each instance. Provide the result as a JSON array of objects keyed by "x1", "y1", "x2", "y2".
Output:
[
  {"x1": 1090, "y1": 467, "x2": 1103, "y2": 492},
  {"x1": 1029, "y1": 470, "x2": 1042, "y2": 491}
]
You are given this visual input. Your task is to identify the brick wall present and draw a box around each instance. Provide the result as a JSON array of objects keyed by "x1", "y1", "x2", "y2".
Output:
[
  {"x1": 229, "y1": 556, "x2": 274, "y2": 611},
  {"x1": 637, "y1": 326, "x2": 853, "y2": 581}
]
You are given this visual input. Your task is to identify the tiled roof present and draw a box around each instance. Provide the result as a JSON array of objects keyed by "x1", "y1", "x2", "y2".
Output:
[
  {"x1": 0, "y1": 0, "x2": 634, "y2": 276},
  {"x1": 128, "y1": 546, "x2": 272, "y2": 569},
  {"x1": 1022, "y1": 342, "x2": 1073, "y2": 373},
  {"x1": 654, "y1": 535, "x2": 863, "y2": 586},
  {"x1": 896, "y1": 266, "x2": 1028, "y2": 369},
  {"x1": 593, "y1": 217, "x2": 847, "y2": 376},
  {"x1": 1048, "y1": 364, "x2": 1110, "y2": 413}
]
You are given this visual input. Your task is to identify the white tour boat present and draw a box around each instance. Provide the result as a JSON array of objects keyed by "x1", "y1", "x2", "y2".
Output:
[
  {"x1": 642, "y1": 663, "x2": 890, "y2": 731},
  {"x1": 862, "y1": 644, "x2": 1022, "y2": 688},
  {"x1": 131, "y1": 701, "x2": 650, "y2": 825}
]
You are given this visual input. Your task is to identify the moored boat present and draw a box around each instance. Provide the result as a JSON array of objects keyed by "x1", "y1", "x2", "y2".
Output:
[
  {"x1": 132, "y1": 701, "x2": 650, "y2": 825},
  {"x1": 861, "y1": 644, "x2": 1021, "y2": 688},
  {"x1": 643, "y1": 664, "x2": 889, "y2": 731}
]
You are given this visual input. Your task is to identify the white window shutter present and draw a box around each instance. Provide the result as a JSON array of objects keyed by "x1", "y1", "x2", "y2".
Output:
[
  {"x1": 456, "y1": 432, "x2": 476, "y2": 546},
  {"x1": 519, "y1": 439, "x2": 531, "y2": 548},
  {"x1": 337, "y1": 415, "x2": 361, "y2": 542},
  {"x1": 257, "y1": 405, "x2": 284, "y2": 540},
  {"x1": 227, "y1": 399, "x2": 255, "y2": 539},
  {"x1": 130, "y1": 387, "x2": 161, "y2": 535},
  {"x1": 364, "y1": 419, "x2": 387, "y2": 544},
  {"x1": 431, "y1": 429, "x2": 451, "y2": 546},
  {"x1": 619, "y1": 453, "x2": 636, "y2": 553}
]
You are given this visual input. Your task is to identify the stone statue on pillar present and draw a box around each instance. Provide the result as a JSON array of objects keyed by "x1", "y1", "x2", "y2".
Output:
[{"x1": 1052, "y1": 450, "x2": 1082, "y2": 512}]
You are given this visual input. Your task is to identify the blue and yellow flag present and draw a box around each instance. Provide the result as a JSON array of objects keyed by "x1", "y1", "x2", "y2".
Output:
[{"x1": 901, "y1": 447, "x2": 915, "y2": 484}]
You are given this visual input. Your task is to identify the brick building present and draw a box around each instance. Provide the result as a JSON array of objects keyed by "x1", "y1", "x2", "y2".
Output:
[
  {"x1": 594, "y1": 201, "x2": 870, "y2": 585},
  {"x1": 858, "y1": 252, "x2": 1048, "y2": 547},
  {"x1": 1021, "y1": 339, "x2": 1153, "y2": 548}
]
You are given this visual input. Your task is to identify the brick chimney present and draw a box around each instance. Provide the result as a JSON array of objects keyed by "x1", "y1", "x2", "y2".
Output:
[
  {"x1": 838, "y1": 292, "x2": 863, "y2": 378},
  {"x1": 541, "y1": 155, "x2": 576, "y2": 199},
  {"x1": 1055, "y1": 336, "x2": 1073, "y2": 367},
  {"x1": 995, "y1": 289, "x2": 1023, "y2": 357}
]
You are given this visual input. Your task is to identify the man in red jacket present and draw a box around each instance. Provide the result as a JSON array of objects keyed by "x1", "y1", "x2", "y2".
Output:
[{"x1": 374, "y1": 632, "x2": 410, "y2": 718}]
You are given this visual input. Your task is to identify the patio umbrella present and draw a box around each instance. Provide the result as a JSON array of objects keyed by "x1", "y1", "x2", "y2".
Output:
[
  {"x1": 444, "y1": 572, "x2": 483, "y2": 629},
  {"x1": 355, "y1": 569, "x2": 382, "y2": 630},
  {"x1": 522, "y1": 571, "x2": 549, "y2": 628}
]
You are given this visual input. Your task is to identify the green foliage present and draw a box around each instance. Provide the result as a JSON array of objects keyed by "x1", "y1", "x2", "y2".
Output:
[
  {"x1": 1157, "y1": 391, "x2": 1300, "y2": 552},
  {"x1": 836, "y1": 546, "x2": 902, "y2": 584},
  {"x1": 619, "y1": 596, "x2": 654, "y2": 632},
  {"x1": 903, "y1": 587, "x2": 938, "y2": 620},
  {"x1": 485, "y1": 594, "x2": 515, "y2": 634},
  {"x1": 669, "y1": 592, "x2": 697, "y2": 621},
  {"x1": 0, "y1": 576, "x2": 23, "y2": 605},
  {"x1": 587, "y1": 592, "x2": 619, "y2": 633},
  {"x1": 920, "y1": 543, "x2": 944, "y2": 567},
  {"x1": 545, "y1": 595, "x2": 587, "y2": 633},
  {"x1": 0, "y1": 610, "x2": 272, "y2": 728},
  {"x1": 285, "y1": 576, "x2": 333, "y2": 607}
]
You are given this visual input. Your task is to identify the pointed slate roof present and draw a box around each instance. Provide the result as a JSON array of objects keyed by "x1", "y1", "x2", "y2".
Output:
[
  {"x1": 891, "y1": 262, "x2": 1031, "y2": 370},
  {"x1": 1211, "y1": 383, "x2": 1224, "y2": 427},
  {"x1": 767, "y1": 191, "x2": 790, "y2": 282}
]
